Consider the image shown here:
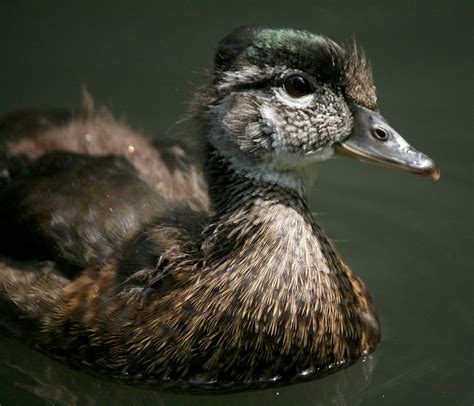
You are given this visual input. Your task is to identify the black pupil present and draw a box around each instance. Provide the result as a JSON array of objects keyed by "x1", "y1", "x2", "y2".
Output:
[{"x1": 284, "y1": 75, "x2": 312, "y2": 97}]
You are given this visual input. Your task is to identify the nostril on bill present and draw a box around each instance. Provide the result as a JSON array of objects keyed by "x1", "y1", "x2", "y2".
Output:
[{"x1": 371, "y1": 126, "x2": 389, "y2": 141}]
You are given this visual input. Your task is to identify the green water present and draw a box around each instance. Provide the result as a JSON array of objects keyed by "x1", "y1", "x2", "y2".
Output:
[{"x1": 0, "y1": 1, "x2": 472, "y2": 405}]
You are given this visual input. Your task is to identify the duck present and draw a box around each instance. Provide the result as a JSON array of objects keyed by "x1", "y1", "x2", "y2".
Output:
[{"x1": 0, "y1": 26, "x2": 439, "y2": 390}]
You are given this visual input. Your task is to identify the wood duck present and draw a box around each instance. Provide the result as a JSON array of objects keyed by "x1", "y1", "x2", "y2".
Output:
[{"x1": 0, "y1": 26, "x2": 439, "y2": 390}]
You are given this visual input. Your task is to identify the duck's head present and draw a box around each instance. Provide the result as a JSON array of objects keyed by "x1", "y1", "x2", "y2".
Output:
[{"x1": 197, "y1": 26, "x2": 439, "y2": 186}]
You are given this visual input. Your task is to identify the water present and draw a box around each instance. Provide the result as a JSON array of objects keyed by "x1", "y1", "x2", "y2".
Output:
[{"x1": 0, "y1": 1, "x2": 472, "y2": 404}]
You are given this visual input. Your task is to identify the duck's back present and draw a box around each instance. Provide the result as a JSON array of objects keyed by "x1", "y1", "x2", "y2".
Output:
[{"x1": 0, "y1": 109, "x2": 209, "y2": 270}]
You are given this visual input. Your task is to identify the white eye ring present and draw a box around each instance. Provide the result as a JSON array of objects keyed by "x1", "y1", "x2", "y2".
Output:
[{"x1": 274, "y1": 86, "x2": 314, "y2": 109}]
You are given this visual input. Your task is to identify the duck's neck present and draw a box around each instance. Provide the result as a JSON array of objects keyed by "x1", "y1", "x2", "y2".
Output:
[
  {"x1": 191, "y1": 146, "x2": 379, "y2": 373},
  {"x1": 205, "y1": 145, "x2": 306, "y2": 215},
  {"x1": 203, "y1": 145, "x2": 343, "y2": 287}
]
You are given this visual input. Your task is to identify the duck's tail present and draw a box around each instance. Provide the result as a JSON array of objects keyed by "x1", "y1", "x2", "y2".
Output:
[{"x1": 0, "y1": 258, "x2": 68, "y2": 335}]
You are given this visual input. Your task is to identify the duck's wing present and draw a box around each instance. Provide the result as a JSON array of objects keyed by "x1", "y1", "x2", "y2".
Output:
[
  {"x1": 0, "y1": 110, "x2": 209, "y2": 272},
  {"x1": 0, "y1": 110, "x2": 209, "y2": 207},
  {"x1": 0, "y1": 151, "x2": 170, "y2": 270}
]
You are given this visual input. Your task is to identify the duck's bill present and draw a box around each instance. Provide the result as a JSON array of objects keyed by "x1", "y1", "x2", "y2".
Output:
[{"x1": 335, "y1": 104, "x2": 440, "y2": 181}]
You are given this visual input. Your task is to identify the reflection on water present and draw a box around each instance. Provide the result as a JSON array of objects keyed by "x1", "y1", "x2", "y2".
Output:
[{"x1": 0, "y1": 335, "x2": 377, "y2": 405}]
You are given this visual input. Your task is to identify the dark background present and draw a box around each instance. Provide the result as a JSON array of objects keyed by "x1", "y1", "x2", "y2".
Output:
[{"x1": 0, "y1": 1, "x2": 472, "y2": 405}]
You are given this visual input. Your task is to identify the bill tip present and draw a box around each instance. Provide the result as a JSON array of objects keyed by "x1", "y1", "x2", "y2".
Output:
[{"x1": 430, "y1": 165, "x2": 441, "y2": 181}]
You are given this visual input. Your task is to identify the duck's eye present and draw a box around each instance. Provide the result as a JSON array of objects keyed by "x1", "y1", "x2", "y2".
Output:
[{"x1": 283, "y1": 75, "x2": 313, "y2": 98}]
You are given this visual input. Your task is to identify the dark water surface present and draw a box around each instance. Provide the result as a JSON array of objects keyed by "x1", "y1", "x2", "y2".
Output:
[{"x1": 0, "y1": 1, "x2": 472, "y2": 405}]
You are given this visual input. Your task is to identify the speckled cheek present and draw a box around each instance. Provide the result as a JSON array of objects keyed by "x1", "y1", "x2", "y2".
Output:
[
  {"x1": 317, "y1": 91, "x2": 353, "y2": 144},
  {"x1": 206, "y1": 93, "x2": 275, "y2": 168},
  {"x1": 268, "y1": 89, "x2": 353, "y2": 154}
]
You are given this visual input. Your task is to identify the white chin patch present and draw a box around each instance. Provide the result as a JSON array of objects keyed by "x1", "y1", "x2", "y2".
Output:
[
  {"x1": 302, "y1": 146, "x2": 335, "y2": 162},
  {"x1": 228, "y1": 156, "x2": 306, "y2": 193},
  {"x1": 267, "y1": 146, "x2": 335, "y2": 171}
]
